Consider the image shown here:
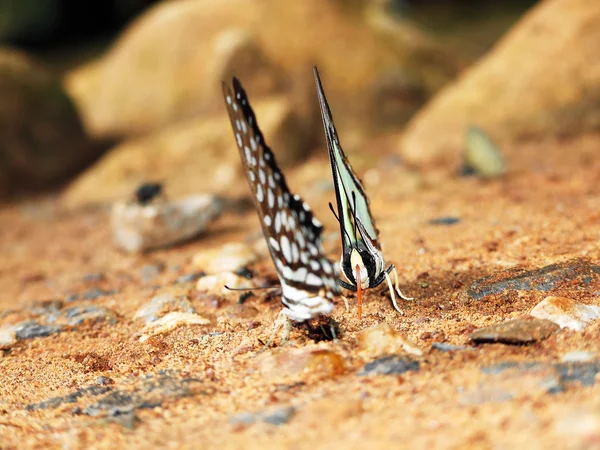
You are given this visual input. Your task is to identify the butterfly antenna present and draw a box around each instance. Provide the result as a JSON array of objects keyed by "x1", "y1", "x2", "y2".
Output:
[
  {"x1": 224, "y1": 285, "x2": 280, "y2": 292},
  {"x1": 329, "y1": 201, "x2": 353, "y2": 243}
]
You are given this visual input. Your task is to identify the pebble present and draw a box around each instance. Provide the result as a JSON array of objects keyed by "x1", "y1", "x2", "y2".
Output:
[
  {"x1": 82, "y1": 288, "x2": 116, "y2": 300},
  {"x1": 134, "y1": 293, "x2": 197, "y2": 324},
  {"x1": 470, "y1": 318, "x2": 560, "y2": 344},
  {"x1": 175, "y1": 271, "x2": 206, "y2": 284},
  {"x1": 60, "y1": 305, "x2": 117, "y2": 326},
  {"x1": 358, "y1": 355, "x2": 420, "y2": 376},
  {"x1": 462, "y1": 125, "x2": 505, "y2": 178},
  {"x1": 0, "y1": 327, "x2": 17, "y2": 349},
  {"x1": 530, "y1": 296, "x2": 600, "y2": 331},
  {"x1": 428, "y1": 216, "x2": 460, "y2": 226},
  {"x1": 430, "y1": 342, "x2": 469, "y2": 352},
  {"x1": 196, "y1": 272, "x2": 255, "y2": 295},
  {"x1": 139, "y1": 312, "x2": 210, "y2": 342},
  {"x1": 468, "y1": 259, "x2": 600, "y2": 300},
  {"x1": 560, "y1": 351, "x2": 597, "y2": 363},
  {"x1": 192, "y1": 243, "x2": 256, "y2": 274},
  {"x1": 15, "y1": 321, "x2": 63, "y2": 340},
  {"x1": 111, "y1": 193, "x2": 223, "y2": 253},
  {"x1": 229, "y1": 406, "x2": 296, "y2": 427},
  {"x1": 256, "y1": 348, "x2": 345, "y2": 382},
  {"x1": 357, "y1": 322, "x2": 423, "y2": 358},
  {"x1": 139, "y1": 262, "x2": 165, "y2": 283}
]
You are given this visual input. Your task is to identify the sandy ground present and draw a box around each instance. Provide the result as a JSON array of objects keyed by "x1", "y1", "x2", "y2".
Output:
[{"x1": 1, "y1": 133, "x2": 600, "y2": 449}]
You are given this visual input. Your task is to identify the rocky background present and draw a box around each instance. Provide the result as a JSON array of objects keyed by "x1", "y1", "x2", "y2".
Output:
[{"x1": 3, "y1": 0, "x2": 600, "y2": 448}]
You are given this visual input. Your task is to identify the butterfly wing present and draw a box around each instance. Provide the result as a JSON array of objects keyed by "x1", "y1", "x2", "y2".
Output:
[
  {"x1": 222, "y1": 78, "x2": 339, "y2": 318},
  {"x1": 313, "y1": 67, "x2": 381, "y2": 251}
]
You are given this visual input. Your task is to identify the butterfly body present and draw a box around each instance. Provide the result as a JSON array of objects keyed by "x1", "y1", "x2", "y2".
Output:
[
  {"x1": 222, "y1": 77, "x2": 339, "y2": 343},
  {"x1": 313, "y1": 66, "x2": 411, "y2": 316}
]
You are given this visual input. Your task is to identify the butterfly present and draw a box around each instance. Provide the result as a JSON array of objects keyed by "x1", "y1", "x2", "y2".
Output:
[
  {"x1": 222, "y1": 77, "x2": 340, "y2": 346},
  {"x1": 313, "y1": 66, "x2": 412, "y2": 318}
]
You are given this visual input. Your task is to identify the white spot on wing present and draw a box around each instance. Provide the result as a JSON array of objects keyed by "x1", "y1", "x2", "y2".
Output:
[
  {"x1": 226, "y1": 95, "x2": 232, "y2": 105},
  {"x1": 269, "y1": 237, "x2": 280, "y2": 251},
  {"x1": 236, "y1": 133, "x2": 242, "y2": 147},
  {"x1": 275, "y1": 212, "x2": 281, "y2": 233},
  {"x1": 306, "y1": 273, "x2": 323, "y2": 286},
  {"x1": 310, "y1": 260, "x2": 320, "y2": 271},
  {"x1": 258, "y1": 169, "x2": 266, "y2": 185},
  {"x1": 291, "y1": 242, "x2": 299, "y2": 263},
  {"x1": 264, "y1": 215, "x2": 272, "y2": 226},
  {"x1": 281, "y1": 236, "x2": 292, "y2": 263},
  {"x1": 256, "y1": 184, "x2": 264, "y2": 202},
  {"x1": 268, "y1": 188, "x2": 274, "y2": 208}
]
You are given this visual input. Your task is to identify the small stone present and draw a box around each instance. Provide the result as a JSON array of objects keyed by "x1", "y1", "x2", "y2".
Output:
[
  {"x1": 358, "y1": 355, "x2": 420, "y2": 376},
  {"x1": 83, "y1": 288, "x2": 116, "y2": 300},
  {"x1": 175, "y1": 272, "x2": 206, "y2": 284},
  {"x1": 134, "y1": 293, "x2": 197, "y2": 324},
  {"x1": 256, "y1": 348, "x2": 345, "y2": 382},
  {"x1": 530, "y1": 296, "x2": 600, "y2": 331},
  {"x1": 111, "y1": 194, "x2": 223, "y2": 253},
  {"x1": 96, "y1": 376, "x2": 114, "y2": 386},
  {"x1": 554, "y1": 362, "x2": 600, "y2": 387},
  {"x1": 261, "y1": 406, "x2": 296, "y2": 425},
  {"x1": 468, "y1": 259, "x2": 600, "y2": 300},
  {"x1": 0, "y1": 327, "x2": 17, "y2": 349},
  {"x1": 15, "y1": 321, "x2": 63, "y2": 340},
  {"x1": 192, "y1": 243, "x2": 257, "y2": 274},
  {"x1": 470, "y1": 318, "x2": 560, "y2": 344},
  {"x1": 60, "y1": 305, "x2": 117, "y2": 326},
  {"x1": 561, "y1": 351, "x2": 597, "y2": 363},
  {"x1": 139, "y1": 262, "x2": 165, "y2": 283},
  {"x1": 139, "y1": 312, "x2": 210, "y2": 342},
  {"x1": 196, "y1": 272, "x2": 255, "y2": 295},
  {"x1": 462, "y1": 126, "x2": 505, "y2": 179},
  {"x1": 357, "y1": 322, "x2": 423, "y2": 358},
  {"x1": 428, "y1": 216, "x2": 460, "y2": 226},
  {"x1": 431, "y1": 342, "x2": 468, "y2": 352}
]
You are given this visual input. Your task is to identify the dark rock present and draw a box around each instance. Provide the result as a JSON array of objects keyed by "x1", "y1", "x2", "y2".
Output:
[
  {"x1": 468, "y1": 259, "x2": 600, "y2": 300},
  {"x1": 175, "y1": 271, "x2": 206, "y2": 284},
  {"x1": 29, "y1": 299, "x2": 64, "y2": 317},
  {"x1": 83, "y1": 288, "x2": 116, "y2": 300},
  {"x1": 358, "y1": 355, "x2": 420, "y2": 376},
  {"x1": 470, "y1": 318, "x2": 559, "y2": 345},
  {"x1": 61, "y1": 305, "x2": 117, "y2": 326},
  {"x1": 26, "y1": 386, "x2": 111, "y2": 411},
  {"x1": 96, "y1": 376, "x2": 114, "y2": 386},
  {"x1": 428, "y1": 216, "x2": 460, "y2": 226},
  {"x1": 235, "y1": 267, "x2": 254, "y2": 279},
  {"x1": 15, "y1": 321, "x2": 63, "y2": 340}
]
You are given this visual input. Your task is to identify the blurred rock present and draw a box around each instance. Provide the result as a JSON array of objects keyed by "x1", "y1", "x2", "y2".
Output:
[
  {"x1": 357, "y1": 322, "x2": 422, "y2": 358},
  {"x1": 229, "y1": 405, "x2": 296, "y2": 427},
  {"x1": 111, "y1": 193, "x2": 222, "y2": 253},
  {"x1": 134, "y1": 293, "x2": 197, "y2": 324},
  {"x1": 470, "y1": 318, "x2": 559, "y2": 345},
  {"x1": 358, "y1": 355, "x2": 419, "y2": 376},
  {"x1": 0, "y1": 48, "x2": 100, "y2": 197},
  {"x1": 192, "y1": 243, "x2": 257, "y2": 274},
  {"x1": 139, "y1": 311, "x2": 210, "y2": 342},
  {"x1": 399, "y1": 0, "x2": 600, "y2": 168},
  {"x1": 62, "y1": 97, "x2": 304, "y2": 207},
  {"x1": 256, "y1": 347, "x2": 345, "y2": 382},
  {"x1": 530, "y1": 296, "x2": 600, "y2": 332},
  {"x1": 462, "y1": 126, "x2": 505, "y2": 178},
  {"x1": 65, "y1": 0, "x2": 461, "y2": 140},
  {"x1": 0, "y1": 327, "x2": 17, "y2": 349}
]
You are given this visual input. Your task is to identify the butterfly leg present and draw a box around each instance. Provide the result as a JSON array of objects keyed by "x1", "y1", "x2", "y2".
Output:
[
  {"x1": 392, "y1": 266, "x2": 413, "y2": 301},
  {"x1": 260, "y1": 309, "x2": 292, "y2": 351},
  {"x1": 384, "y1": 271, "x2": 403, "y2": 314},
  {"x1": 341, "y1": 296, "x2": 350, "y2": 312}
]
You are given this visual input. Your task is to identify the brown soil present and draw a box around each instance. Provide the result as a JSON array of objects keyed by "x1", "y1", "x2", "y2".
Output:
[{"x1": 1, "y1": 133, "x2": 600, "y2": 449}]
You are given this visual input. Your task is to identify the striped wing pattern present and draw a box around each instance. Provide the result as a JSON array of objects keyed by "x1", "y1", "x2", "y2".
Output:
[{"x1": 222, "y1": 78, "x2": 339, "y2": 319}]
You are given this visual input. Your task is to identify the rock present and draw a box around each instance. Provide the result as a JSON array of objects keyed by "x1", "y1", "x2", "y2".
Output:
[
  {"x1": 357, "y1": 322, "x2": 423, "y2": 358},
  {"x1": 60, "y1": 305, "x2": 117, "y2": 326},
  {"x1": 358, "y1": 355, "x2": 420, "y2": 376},
  {"x1": 139, "y1": 262, "x2": 165, "y2": 283},
  {"x1": 530, "y1": 296, "x2": 600, "y2": 331},
  {"x1": 399, "y1": 0, "x2": 600, "y2": 168},
  {"x1": 561, "y1": 351, "x2": 597, "y2": 363},
  {"x1": 111, "y1": 193, "x2": 223, "y2": 253},
  {"x1": 428, "y1": 216, "x2": 460, "y2": 226},
  {"x1": 468, "y1": 259, "x2": 600, "y2": 300},
  {"x1": 175, "y1": 272, "x2": 206, "y2": 284},
  {"x1": 470, "y1": 318, "x2": 559, "y2": 345},
  {"x1": 229, "y1": 405, "x2": 296, "y2": 427},
  {"x1": 0, "y1": 327, "x2": 17, "y2": 349},
  {"x1": 483, "y1": 361, "x2": 600, "y2": 389},
  {"x1": 256, "y1": 348, "x2": 345, "y2": 382},
  {"x1": 65, "y1": 0, "x2": 459, "y2": 140},
  {"x1": 15, "y1": 321, "x2": 63, "y2": 340},
  {"x1": 82, "y1": 288, "x2": 116, "y2": 301},
  {"x1": 461, "y1": 126, "x2": 505, "y2": 178},
  {"x1": 196, "y1": 272, "x2": 255, "y2": 296},
  {"x1": 139, "y1": 312, "x2": 210, "y2": 342},
  {"x1": 134, "y1": 293, "x2": 197, "y2": 325},
  {"x1": 0, "y1": 48, "x2": 100, "y2": 197},
  {"x1": 62, "y1": 97, "x2": 302, "y2": 207},
  {"x1": 430, "y1": 342, "x2": 468, "y2": 353},
  {"x1": 192, "y1": 243, "x2": 257, "y2": 274}
]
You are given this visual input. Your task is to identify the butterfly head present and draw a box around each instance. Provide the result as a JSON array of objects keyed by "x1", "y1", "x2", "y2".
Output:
[{"x1": 341, "y1": 243, "x2": 384, "y2": 290}]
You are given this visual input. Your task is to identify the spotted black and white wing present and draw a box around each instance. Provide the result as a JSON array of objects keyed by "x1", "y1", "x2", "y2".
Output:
[
  {"x1": 222, "y1": 78, "x2": 340, "y2": 317},
  {"x1": 313, "y1": 66, "x2": 381, "y2": 252}
]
